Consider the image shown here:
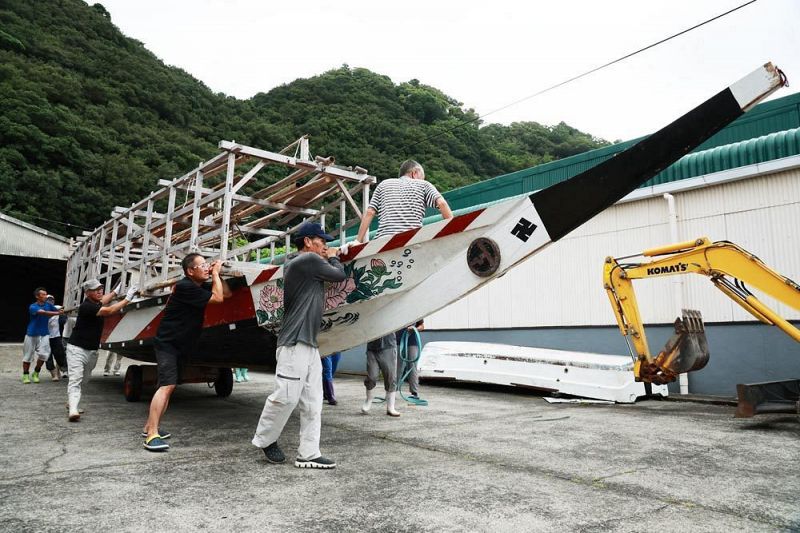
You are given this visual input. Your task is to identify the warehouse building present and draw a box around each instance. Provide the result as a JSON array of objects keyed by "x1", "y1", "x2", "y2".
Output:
[
  {"x1": 339, "y1": 92, "x2": 800, "y2": 396},
  {"x1": 0, "y1": 213, "x2": 69, "y2": 341}
]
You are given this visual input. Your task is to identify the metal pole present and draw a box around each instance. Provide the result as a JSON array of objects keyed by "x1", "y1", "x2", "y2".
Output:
[{"x1": 664, "y1": 192, "x2": 689, "y2": 395}]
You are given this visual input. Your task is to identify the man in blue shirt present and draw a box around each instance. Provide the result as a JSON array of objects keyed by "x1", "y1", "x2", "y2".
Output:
[{"x1": 22, "y1": 287, "x2": 62, "y2": 384}]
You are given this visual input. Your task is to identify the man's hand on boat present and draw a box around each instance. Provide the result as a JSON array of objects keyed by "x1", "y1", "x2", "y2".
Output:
[
  {"x1": 124, "y1": 285, "x2": 139, "y2": 301},
  {"x1": 339, "y1": 239, "x2": 361, "y2": 255}
]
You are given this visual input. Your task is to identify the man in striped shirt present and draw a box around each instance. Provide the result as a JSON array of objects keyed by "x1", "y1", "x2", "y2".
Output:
[
  {"x1": 354, "y1": 160, "x2": 452, "y2": 417},
  {"x1": 356, "y1": 160, "x2": 453, "y2": 241}
]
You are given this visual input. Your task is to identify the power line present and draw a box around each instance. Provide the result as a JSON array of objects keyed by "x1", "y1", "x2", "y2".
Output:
[
  {"x1": 11, "y1": 213, "x2": 92, "y2": 231},
  {"x1": 401, "y1": 0, "x2": 759, "y2": 153}
]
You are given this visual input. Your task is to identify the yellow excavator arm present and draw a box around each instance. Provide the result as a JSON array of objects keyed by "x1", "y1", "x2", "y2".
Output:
[{"x1": 603, "y1": 237, "x2": 800, "y2": 384}]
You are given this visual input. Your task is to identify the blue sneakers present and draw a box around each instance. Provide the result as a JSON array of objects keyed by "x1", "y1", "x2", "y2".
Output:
[{"x1": 143, "y1": 436, "x2": 169, "y2": 451}]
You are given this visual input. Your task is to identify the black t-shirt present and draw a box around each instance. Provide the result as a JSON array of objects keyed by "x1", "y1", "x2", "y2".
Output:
[
  {"x1": 155, "y1": 277, "x2": 212, "y2": 354},
  {"x1": 69, "y1": 299, "x2": 104, "y2": 350}
]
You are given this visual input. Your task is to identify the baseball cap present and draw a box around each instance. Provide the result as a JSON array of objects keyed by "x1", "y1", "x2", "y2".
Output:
[
  {"x1": 83, "y1": 279, "x2": 102, "y2": 291},
  {"x1": 296, "y1": 222, "x2": 334, "y2": 242}
]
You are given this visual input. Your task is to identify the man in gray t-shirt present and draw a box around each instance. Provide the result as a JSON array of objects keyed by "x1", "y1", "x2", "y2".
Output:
[{"x1": 252, "y1": 222, "x2": 345, "y2": 469}]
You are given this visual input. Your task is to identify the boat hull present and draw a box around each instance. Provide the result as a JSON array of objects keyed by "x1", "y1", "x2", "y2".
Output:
[{"x1": 98, "y1": 64, "x2": 785, "y2": 371}]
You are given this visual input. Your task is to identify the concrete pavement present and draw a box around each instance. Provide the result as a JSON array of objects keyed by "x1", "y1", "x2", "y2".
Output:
[{"x1": 0, "y1": 345, "x2": 798, "y2": 532}]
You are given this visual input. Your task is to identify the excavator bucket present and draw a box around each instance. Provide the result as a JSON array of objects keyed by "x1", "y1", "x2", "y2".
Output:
[{"x1": 638, "y1": 310, "x2": 710, "y2": 384}]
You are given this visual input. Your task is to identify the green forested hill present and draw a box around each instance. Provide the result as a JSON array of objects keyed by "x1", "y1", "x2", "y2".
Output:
[{"x1": 0, "y1": 0, "x2": 609, "y2": 237}]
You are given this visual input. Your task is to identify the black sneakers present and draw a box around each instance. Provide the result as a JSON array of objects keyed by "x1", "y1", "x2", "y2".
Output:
[
  {"x1": 295, "y1": 456, "x2": 336, "y2": 469},
  {"x1": 263, "y1": 442, "x2": 286, "y2": 464}
]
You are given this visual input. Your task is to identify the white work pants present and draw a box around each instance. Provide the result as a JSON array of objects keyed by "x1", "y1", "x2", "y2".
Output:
[
  {"x1": 252, "y1": 343, "x2": 323, "y2": 460},
  {"x1": 66, "y1": 344, "x2": 98, "y2": 413}
]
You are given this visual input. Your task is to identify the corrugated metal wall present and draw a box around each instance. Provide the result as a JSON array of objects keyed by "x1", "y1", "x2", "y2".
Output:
[
  {"x1": 427, "y1": 167, "x2": 800, "y2": 330},
  {"x1": 0, "y1": 214, "x2": 69, "y2": 260}
]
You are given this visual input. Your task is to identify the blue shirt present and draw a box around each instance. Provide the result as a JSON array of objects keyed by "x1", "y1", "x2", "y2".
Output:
[{"x1": 27, "y1": 302, "x2": 57, "y2": 337}]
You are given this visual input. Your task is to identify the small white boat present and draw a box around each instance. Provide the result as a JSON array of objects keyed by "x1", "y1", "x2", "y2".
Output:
[{"x1": 417, "y1": 341, "x2": 669, "y2": 403}]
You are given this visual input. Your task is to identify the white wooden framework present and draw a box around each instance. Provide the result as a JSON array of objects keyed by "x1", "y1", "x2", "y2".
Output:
[{"x1": 64, "y1": 137, "x2": 375, "y2": 309}]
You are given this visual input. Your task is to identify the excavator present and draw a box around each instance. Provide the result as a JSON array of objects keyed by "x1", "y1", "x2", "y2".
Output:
[{"x1": 603, "y1": 237, "x2": 800, "y2": 417}]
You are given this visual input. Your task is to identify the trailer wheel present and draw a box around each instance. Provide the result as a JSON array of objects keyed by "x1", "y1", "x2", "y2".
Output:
[
  {"x1": 214, "y1": 368, "x2": 233, "y2": 398},
  {"x1": 124, "y1": 365, "x2": 143, "y2": 402}
]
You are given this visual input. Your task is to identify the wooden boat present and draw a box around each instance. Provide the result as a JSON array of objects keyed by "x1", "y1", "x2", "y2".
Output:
[{"x1": 63, "y1": 63, "x2": 786, "y2": 399}]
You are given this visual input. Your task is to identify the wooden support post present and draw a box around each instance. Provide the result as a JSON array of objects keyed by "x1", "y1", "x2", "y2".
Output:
[
  {"x1": 162, "y1": 185, "x2": 177, "y2": 282},
  {"x1": 106, "y1": 220, "x2": 119, "y2": 292},
  {"x1": 190, "y1": 167, "x2": 204, "y2": 253},
  {"x1": 121, "y1": 210, "x2": 134, "y2": 291},
  {"x1": 138, "y1": 198, "x2": 154, "y2": 291},
  {"x1": 219, "y1": 152, "x2": 236, "y2": 260},
  {"x1": 362, "y1": 182, "x2": 370, "y2": 242},
  {"x1": 340, "y1": 201, "x2": 346, "y2": 243}
]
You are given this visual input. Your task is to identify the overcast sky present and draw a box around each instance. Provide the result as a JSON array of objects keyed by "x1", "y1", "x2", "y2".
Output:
[{"x1": 97, "y1": 0, "x2": 798, "y2": 142}]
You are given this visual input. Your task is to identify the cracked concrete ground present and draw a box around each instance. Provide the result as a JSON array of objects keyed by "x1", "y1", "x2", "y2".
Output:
[{"x1": 0, "y1": 344, "x2": 798, "y2": 532}]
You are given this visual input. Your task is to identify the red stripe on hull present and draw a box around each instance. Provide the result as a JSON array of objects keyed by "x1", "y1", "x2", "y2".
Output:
[
  {"x1": 203, "y1": 287, "x2": 256, "y2": 327},
  {"x1": 135, "y1": 311, "x2": 164, "y2": 341},
  {"x1": 434, "y1": 209, "x2": 484, "y2": 239},
  {"x1": 253, "y1": 267, "x2": 279, "y2": 285},
  {"x1": 338, "y1": 242, "x2": 367, "y2": 263},
  {"x1": 379, "y1": 228, "x2": 418, "y2": 253},
  {"x1": 100, "y1": 314, "x2": 124, "y2": 344}
]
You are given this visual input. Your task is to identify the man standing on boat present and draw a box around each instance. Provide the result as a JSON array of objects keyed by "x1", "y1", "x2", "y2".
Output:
[
  {"x1": 66, "y1": 280, "x2": 137, "y2": 421},
  {"x1": 142, "y1": 254, "x2": 231, "y2": 451},
  {"x1": 354, "y1": 160, "x2": 453, "y2": 417},
  {"x1": 251, "y1": 221, "x2": 345, "y2": 469}
]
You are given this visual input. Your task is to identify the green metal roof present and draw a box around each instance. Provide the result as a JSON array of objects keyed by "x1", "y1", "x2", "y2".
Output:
[{"x1": 443, "y1": 91, "x2": 800, "y2": 212}]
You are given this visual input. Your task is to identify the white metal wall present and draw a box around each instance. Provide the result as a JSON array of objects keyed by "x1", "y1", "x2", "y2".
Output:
[
  {"x1": 0, "y1": 213, "x2": 69, "y2": 260},
  {"x1": 428, "y1": 167, "x2": 800, "y2": 329}
]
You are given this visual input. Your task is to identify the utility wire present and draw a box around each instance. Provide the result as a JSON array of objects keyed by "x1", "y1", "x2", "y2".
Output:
[
  {"x1": 401, "y1": 0, "x2": 758, "y2": 153},
  {"x1": 10, "y1": 213, "x2": 92, "y2": 231}
]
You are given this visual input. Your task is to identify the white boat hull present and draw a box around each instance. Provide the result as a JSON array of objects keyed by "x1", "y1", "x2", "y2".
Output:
[{"x1": 417, "y1": 341, "x2": 669, "y2": 403}]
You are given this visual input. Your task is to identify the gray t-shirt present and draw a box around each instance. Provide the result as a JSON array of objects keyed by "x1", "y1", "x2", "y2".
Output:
[{"x1": 277, "y1": 252, "x2": 346, "y2": 348}]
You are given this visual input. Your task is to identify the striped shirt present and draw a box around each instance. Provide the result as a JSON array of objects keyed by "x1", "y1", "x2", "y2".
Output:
[{"x1": 369, "y1": 177, "x2": 442, "y2": 238}]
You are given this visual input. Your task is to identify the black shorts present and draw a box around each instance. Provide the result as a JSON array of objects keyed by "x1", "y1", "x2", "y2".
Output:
[{"x1": 154, "y1": 344, "x2": 180, "y2": 386}]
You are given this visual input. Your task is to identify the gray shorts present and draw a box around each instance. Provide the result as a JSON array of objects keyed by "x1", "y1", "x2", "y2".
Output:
[{"x1": 23, "y1": 335, "x2": 51, "y2": 363}]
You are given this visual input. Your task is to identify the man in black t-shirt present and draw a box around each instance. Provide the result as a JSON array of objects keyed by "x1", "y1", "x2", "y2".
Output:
[
  {"x1": 143, "y1": 253, "x2": 231, "y2": 451},
  {"x1": 66, "y1": 279, "x2": 138, "y2": 422}
]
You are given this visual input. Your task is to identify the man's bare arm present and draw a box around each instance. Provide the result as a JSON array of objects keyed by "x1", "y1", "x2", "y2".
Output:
[
  {"x1": 221, "y1": 279, "x2": 232, "y2": 298},
  {"x1": 97, "y1": 299, "x2": 128, "y2": 317},
  {"x1": 437, "y1": 197, "x2": 453, "y2": 219},
  {"x1": 356, "y1": 207, "x2": 377, "y2": 242},
  {"x1": 100, "y1": 291, "x2": 116, "y2": 305},
  {"x1": 208, "y1": 260, "x2": 226, "y2": 304},
  {"x1": 97, "y1": 286, "x2": 138, "y2": 316}
]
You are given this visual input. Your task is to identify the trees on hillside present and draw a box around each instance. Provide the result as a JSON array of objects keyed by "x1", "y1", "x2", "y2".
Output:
[{"x1": 0, "y1": 1, "x2": 609, "y2": 236}]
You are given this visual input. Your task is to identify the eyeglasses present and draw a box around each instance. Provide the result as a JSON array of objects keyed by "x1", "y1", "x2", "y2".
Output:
[{"x1": 191, "y1": 262, "x2": 210, "y2": 270}]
